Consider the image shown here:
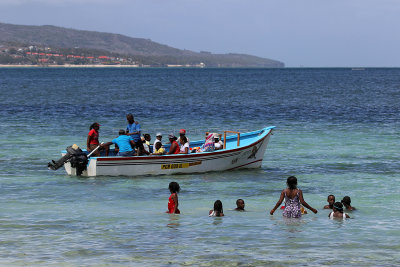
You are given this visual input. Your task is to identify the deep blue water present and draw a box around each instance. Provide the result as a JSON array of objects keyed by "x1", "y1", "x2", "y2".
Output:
[{"x1": 0, "y1": 68, "x2": 399, "y2": 266}]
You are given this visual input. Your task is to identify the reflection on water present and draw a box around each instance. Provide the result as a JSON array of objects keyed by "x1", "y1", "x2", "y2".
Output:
[
  {"x1": 211, "y1": 217, "x2": 224, "y2": 226},
  {"x1": 167, "y1": 214, "x2": 180, "y2": 228}
]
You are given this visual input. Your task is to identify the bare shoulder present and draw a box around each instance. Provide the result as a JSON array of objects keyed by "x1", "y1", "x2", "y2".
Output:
[{"x1": 297, "y1": 189, "x2": 304, "y2": 195}]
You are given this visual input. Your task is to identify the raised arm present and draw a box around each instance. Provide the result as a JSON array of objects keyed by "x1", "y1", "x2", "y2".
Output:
[
  {"x1": 270, "y1": 190, "x2": 285, "y2": 215},
  {"x1": 299, "y1": 189, "x2": 317, "y2": 214}
]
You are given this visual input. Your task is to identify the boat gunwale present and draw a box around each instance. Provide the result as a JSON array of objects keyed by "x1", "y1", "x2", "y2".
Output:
[{"x1": 93, "y1": 126, "x2": 275, "y2": 162}]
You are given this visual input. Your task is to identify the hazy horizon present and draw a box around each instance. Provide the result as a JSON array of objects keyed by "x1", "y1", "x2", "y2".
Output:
[{"x1": 0, "y1": 0, "x2": 399, "y2": 67}]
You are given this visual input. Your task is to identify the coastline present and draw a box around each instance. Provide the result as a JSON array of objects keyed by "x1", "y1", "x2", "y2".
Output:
[{"x1": 0, "y1": 64, "x2": 141, "y2": 68}]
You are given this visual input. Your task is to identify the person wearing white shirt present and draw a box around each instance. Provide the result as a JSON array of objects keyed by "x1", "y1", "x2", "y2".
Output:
[
  {"x1": 153, "y1": 132, "x2": 162, "y2": 148},
  {"x1": 213, "y1": 133, "x2": 224, "y2": 150},
  {"x1": 179, "y1": 136, "x2": 189, "y2": 154}
]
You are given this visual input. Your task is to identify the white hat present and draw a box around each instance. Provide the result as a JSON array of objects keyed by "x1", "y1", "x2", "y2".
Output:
[{"x1": 156, "y1": 132, "x2": 162, "y2": 137}]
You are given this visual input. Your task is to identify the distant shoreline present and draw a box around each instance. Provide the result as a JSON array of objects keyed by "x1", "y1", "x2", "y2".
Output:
[
  {"x1": 0, "y1": 64, "x2": 280, "y2": 69},
  {"x1": 0, "y1": 64, "x2": 141, "y2": 68}
]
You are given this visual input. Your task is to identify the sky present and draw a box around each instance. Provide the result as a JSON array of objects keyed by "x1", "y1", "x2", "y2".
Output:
[{"x1": 0, "y1": 0, "x2": 399, "y2": 67}]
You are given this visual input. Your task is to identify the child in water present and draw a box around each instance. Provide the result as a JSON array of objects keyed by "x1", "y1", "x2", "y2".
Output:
[
  {"x1": 209, "y1": 200, "x2": 224, "y2": 217},
  {"x1": 270, "y1": 176, "x2": 318, "y2": 218},
  {"x1": 341, "y1": 196, "x2": 356, "y2": 211},
  {"x1": 324, "y1": 194, "x2": 336, "y2": 209},
  {"x1": 167, "y1": 182, "x2": 180, "y2": 214},
  {"x1": 329, "y1": 202, "x2": 350, "y2": 219},
  {"x1": 235, "y1": 199, "x2": 245, "y2": 211}
]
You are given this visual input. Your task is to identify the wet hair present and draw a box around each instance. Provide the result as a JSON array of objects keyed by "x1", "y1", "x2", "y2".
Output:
[
  {"x1": 180, "y1": 136, "x2": 187, "y2": 144},
  {"x1": 169, "y1": 181, "x2": 180, "y2": 193},
  {"x1": 341, "y1": 196, "x2": 351, "y2": 206},
  {"x1": 333, "y1": 202, "x2": 344, "y2": 212},
  {"x1": 286, "y1": 176, "x2": 298, "y2": 190},
  {"x1": 327, "y1": 194, "x2": 335, "y2": 200},
  {"x1": 236, "y1": 199, "x2": 244, "y2": 205},
  {"x1": 119, "y1": 129, "x2": 126, "y2": 135},
  {"x1": 89, "y1": 122, "x2": 99, "y2": 130},
  {"x1": 214, "y1": 200, "x2": 223, "y2": 216}
]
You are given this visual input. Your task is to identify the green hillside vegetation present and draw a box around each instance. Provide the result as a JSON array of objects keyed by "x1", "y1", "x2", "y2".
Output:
[{"x1": 0, "y1": 22, "x2": 284, "y2": 67}]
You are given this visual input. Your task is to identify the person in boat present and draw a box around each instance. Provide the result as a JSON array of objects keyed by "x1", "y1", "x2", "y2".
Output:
[
  {"x1": 341, "y1": 196, "x2": 356, "y2": 211},
  {"x1": 213, "y1": 133, "x2": 224, "y2": 150},
  {"x1": 177, "y1": 129, "x2": 190, "y2": 145},
  {"x1": 235, "y1": 199, "x2": 245, "y2": 211},
  {"x1": 126, "y1": 113, "x2": 141, "y2": 143},
  {"x1": 329, "y1": 202, "x2": 350, "y2": 219},
  {"x1": 143, "y1": 133, "x2": 151, "y2": 145},
  {"x1": 270, "y1": 176, "x2": 318, "y2": 217},
  {"x1": 167, "y1": 181, "x2": 180, "y2": 214},
  {"x1": 323, "y1": 194, "x2": 335, "y2": 209},
  {"x1": 152, "y1": 141, "x2": 165, "y2": 155},
  {"x1": 167, "y1": 133, "x2": 180, "y2": 154},
  {"x1": 153, "y1": 132, "x2": 162, "y2": 149},
  {"x1": 102, "y1": 130, "x2": 136, "y2": 156},
  {"x1": 141, "y1": 136, "x2": 150, "y2": 154},
  {"x1": 179, "y1": 136, "x2": 189, "y2": 154},
  {"x1": 209, "y1": 200, "x2": 224, "y2": 217},
  {"x1": 86, "y1": 122, "x2": 105, "y2": 157},
  {"x1": 143, "y1": 133, "x2": 153, "y2": 153},
  {"x1": 196, "y1": 133, "x2": 215, "y2": 153}
]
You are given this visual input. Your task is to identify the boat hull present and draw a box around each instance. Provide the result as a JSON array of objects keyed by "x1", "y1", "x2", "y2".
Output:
[{"x1": 63, "y1": 127, "x2": 274, "y2": 177}]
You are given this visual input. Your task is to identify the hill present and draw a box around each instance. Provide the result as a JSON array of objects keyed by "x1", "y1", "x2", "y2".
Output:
[{"x1": 0, "y1": 22, "x2": 284, "y2": 67}]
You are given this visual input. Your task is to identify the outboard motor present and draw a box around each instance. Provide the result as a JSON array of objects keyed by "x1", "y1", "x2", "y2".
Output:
[{"x1": 48, "y1": 144, "x2": 88, "y2": 176}]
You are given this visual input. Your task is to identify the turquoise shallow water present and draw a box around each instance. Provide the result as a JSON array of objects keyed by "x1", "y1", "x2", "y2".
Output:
[{"x1": 0, "y1": 68, "x2": 399, "y2": 266}]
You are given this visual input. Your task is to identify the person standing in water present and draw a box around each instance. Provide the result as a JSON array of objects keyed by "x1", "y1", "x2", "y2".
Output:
[
  {"x1": 341, "y1": 196, "x2": 356, "y2": 211},
  {"x1": 235, "y1": 199, "x2": 245, "y2": 211},
  {"x1": 167, "y1": 182, "x2": 180, "y2": 214},
  {"x1": 324, "y1": 194, "x2": 335, "y2": 209},
  {"x1": 209, "y1": 200, "x2": 224, "y2": 217},
  {"x1": 270, "y1": 176, "x2": 318, "y2": 217},
  {"x1": 329, "y1": 202, "x2": 350, "y2": 219}
]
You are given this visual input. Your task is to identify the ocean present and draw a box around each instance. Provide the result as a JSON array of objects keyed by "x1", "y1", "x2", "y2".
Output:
[{"x1": 0, "y1": 67, "x2": 399, "y2": 266}]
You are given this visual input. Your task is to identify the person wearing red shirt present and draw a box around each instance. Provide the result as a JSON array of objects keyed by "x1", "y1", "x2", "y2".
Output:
[
  {"x1": 87, "y1": 122, "x2": 101, "y2": 156},
  {"x1": 167, "y1": 133, "x2": 180, "y2": 154}
]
